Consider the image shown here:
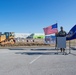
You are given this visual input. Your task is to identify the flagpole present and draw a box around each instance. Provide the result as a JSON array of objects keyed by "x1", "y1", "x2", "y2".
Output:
[{"x1": 69, "y1": 40, "x2": 71, "y2": 54}]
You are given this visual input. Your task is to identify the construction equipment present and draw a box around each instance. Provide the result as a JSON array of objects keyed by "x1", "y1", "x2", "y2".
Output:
[{"x1": 0, "y1": 32, "x2": 15, "y2": 46}]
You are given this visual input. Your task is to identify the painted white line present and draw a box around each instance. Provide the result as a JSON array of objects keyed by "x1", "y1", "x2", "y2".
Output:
[{"x1": 29, "y1": 55, "x2": 42, "y2": 64}]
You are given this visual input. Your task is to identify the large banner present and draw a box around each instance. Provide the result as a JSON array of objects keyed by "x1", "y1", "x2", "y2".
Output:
[{"x1": 44, "y1": 35, "x2": 56, "y2": 44}]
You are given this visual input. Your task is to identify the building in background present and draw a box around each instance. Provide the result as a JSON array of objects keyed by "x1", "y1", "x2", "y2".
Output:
[
  {"x1": 14, "y1": 33, "x2": 45, "y2": 43},
  {"x1": 15, "y1": 33, "x2": 30, "y2": 39},
  {"x1": 33, "y1": 33, "x2": 45, "y2": 39},
  {"x1": 14, "y1": 33, "x2": 56, "y2": 43},
  {"x1": 15, "y1": 33, "x2": 45, "y2": 39}
]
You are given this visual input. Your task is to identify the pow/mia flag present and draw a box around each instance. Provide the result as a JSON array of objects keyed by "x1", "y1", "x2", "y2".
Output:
[{"x1": 67, "y1": 25, "x2": 76, "y2": 40}]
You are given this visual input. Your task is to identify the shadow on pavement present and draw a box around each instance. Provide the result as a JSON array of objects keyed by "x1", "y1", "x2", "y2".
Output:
[
  {"x1": 8, "y1": 48, "x2": 69, "y2": 51},
  {"x1": 70, "y1": 47, "x2": 76, "y2": 50},
  {"x1": 9, "y1": 48, "x2": 24, "y2": 50},
  {"x1": 8, "y1": 48, "x2": 59, "y2": 51},
  {"x1": 15, "y1": 51, "x2": 68, "y2": 55},
  {"x1": 30, "y1": 48, "x2": 58, "y2": 51}
]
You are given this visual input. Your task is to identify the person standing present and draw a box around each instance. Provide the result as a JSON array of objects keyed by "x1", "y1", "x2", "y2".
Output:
[{"x1": 58, "y1": 26, "x2": 67, "y2": 54}]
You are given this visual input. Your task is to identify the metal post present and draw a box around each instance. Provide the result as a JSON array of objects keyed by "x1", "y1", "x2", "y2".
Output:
[{"x1": 69, "y1": 40, "x2": 71, "y2": 54}]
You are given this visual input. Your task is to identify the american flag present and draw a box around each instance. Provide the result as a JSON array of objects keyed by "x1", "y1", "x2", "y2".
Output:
[{"x1": 43, "y1": 23, "x2": 58, "y2": 35}]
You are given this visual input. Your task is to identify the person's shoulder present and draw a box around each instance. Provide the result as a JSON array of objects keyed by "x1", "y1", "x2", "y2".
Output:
[
  {"x1": 58, "y1": 31, "x2": 61, "y2": 33},
  {"x1": 63, "y1": 31, "x2": 66, "y2": 33},
  {"x1": 63, "y1": 31, "x2": 67, "y2": 35}
]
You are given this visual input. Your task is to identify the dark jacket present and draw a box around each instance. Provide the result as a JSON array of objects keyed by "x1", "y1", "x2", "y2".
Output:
[{"x1": 58, "y1": 31, "x2": 66, "y2": 37}]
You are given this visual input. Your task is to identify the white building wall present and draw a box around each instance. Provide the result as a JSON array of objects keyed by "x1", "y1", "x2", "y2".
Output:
[
  {"x1": 34, "y1": 33, "x2": 44, "y2": 36},
  {"x1": 15, "y1": 33, "x2": 30, "y2": 38},
  {"x1": 14, "y1": 33, "x2": 45, "y2": 38}
]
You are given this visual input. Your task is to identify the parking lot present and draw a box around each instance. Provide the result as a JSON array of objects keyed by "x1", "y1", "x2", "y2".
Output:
[{"x1": 0, "y1": 47, "x2": 76, "y2": 75}]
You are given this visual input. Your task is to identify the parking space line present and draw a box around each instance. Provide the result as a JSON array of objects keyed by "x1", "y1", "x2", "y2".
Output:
[{"x1": 29, "y1": 55, "x2": 42, "y2": 64}]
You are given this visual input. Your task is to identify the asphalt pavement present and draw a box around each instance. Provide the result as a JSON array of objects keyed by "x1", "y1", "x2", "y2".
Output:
[{"x1": 0, "y1": 47, "x2": 76, "y2": 75}]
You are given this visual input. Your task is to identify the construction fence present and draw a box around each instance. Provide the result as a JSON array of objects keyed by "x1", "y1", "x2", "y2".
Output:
[{"x1": 14, "y1": 38, "x2": 76, "y2": 47}]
